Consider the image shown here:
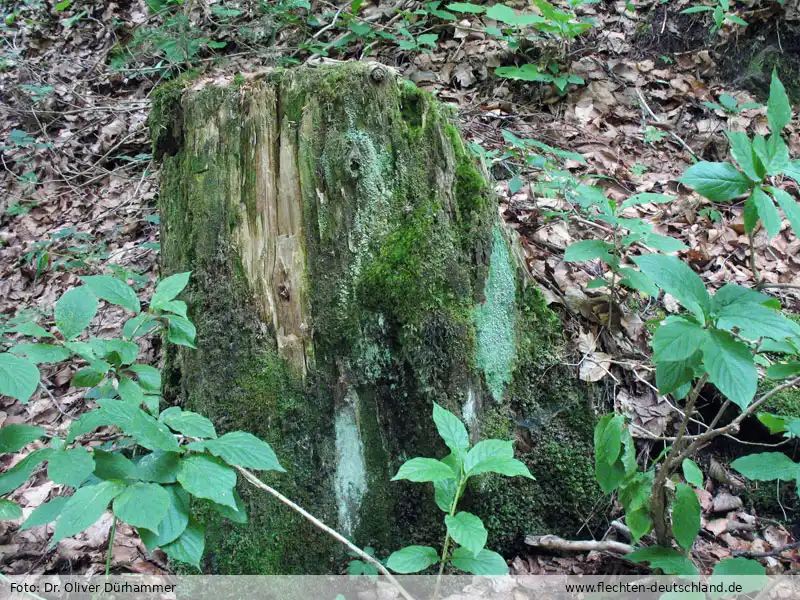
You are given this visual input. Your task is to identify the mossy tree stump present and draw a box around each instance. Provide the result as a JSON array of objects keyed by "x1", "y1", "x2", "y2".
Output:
[{"x1": 152, "y1": 62, "x2": 601, "y2": 574}]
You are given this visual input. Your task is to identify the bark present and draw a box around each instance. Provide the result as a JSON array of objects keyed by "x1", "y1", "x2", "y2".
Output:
[{"x1": 152, "y1": 62, "x2": 602, "y2": 574}]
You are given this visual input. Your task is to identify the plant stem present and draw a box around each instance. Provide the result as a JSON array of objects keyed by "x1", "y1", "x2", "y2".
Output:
[
  {"x1": 433, "y1": 479, "x2": 466, "y2": 600},
  {"x1": 236, "y1": 466, "x2": 416, "y2": 600},
  {"x1": 105, "y1": 515, "x2": 117, "y2": 578}
]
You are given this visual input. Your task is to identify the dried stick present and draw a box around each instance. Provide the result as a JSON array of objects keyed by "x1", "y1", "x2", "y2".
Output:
[{"x1": 525, "y1": 534, "x2": 634, "y2": 555}]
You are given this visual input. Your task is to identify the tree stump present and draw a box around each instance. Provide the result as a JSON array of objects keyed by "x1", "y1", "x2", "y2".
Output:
[{"x1": 152, "y1": 62, "x2": 601, "y2": 574}]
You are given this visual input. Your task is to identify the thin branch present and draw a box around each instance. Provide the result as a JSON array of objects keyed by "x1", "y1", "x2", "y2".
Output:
[
  {"x1": 733, "y1": 540, "x2": 800, "y2": 559},
  {"x1": 525, "y1": 534, "x2": 634, "y2": 555},
  {"x1": 236, "y1": 467, "x2": 415, "y2": 600}
]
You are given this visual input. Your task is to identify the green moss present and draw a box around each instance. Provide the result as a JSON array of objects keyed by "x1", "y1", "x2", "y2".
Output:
[{"x1": 759, "y1": 378, "x2": 800, "y2": 418}]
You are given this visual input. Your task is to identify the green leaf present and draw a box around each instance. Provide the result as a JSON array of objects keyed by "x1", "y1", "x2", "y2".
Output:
[
  {"x1": 207, "y1": 489, "x2": 248, "y2": 524},
  {"x1": 744, "y1": 193, "x2": 759, "y2": 233},
  {"x1": 139, "y1": 485, "x2": 190, "y2": 550},
  {"x1": 682, "y1": 459, "x2": 704, "y2": 487},
  {"x1": 151, "y1": 272, "x2": 191, "y2": 309},
  {"x1": 595, "y1": 414, "x2": 623, "y2": 467},
  {"x1": 392, "y1": 457, "x2": 456, "y2": 482},
  {"x1": 467, "y1": 455, "x2": 533, "y2": 478},
  {"x1": 618, "y1": 267, "x2": 659, "y2": 297},
  {"x1": 118, "y1": 376, "x2": 145, "y2": 406},
  {"x1": 656, "y1": 356, "x2": 696, "y2": 396},
  {"x1": 48, "y1": 448, "x2": 95, "y2": 488},
  {"x1": 626, "y1": 508, "x2": 653, "y2": 543},
  {"x1": 701, "y1": 329, "x2": 757, "y2": 409},
  {"x1": 769, "y1": 187, "x2": 800, "y2": 237},
  {"x1": 67, "y1": 410, "x2": 113, "y2": 443},
  {"x1": 10, "y1": 322, "x2": 54, "y2": 338},
  {"x1": 731, "y1": 452, "x2": 799, "y2": 481},
  {"x1": 80, "y1": 275, "x2": 140, "y2": 313},
  {"x1": 673, "y1": 483, "x2": 701, "y2": 551},
  {"x1": 0, "y1": 352, "x2": 40, "y2": 403},
  {"x1": 711, "y1": 283, "x2": 776, "y2": 313},
  {"x1": 445, "y1": 511, "x2": 488, "y2": 556},
  {"x1": 633, "y1": 254, "x2": 710, "y2": 322},
  {"x1": 753, "y1": 134, "x2": 789, "y2": 176},
  {"x1": 711, "y1": 557, "x2": 767, "y2": 597},
  {"x1": 21, "y1": 496, "x2": 69, "y2": 530},
  {"x1": 767, "y1": 70, "x2": 792, "y2": 134},
  {"x1": 652, "y1": 318, "x2": 708, "y2": 362},
  {"x1": 716, "y1": 301, "x2": 799, "y2": 342},
  {"x1": 386, "y1": 545, "x2": 439, "y2": 574},
  {"x1": 681, "y1": 5, "x2": 714, "y2": 12},
  {"x1": 122, "y1": 313, "x2": 159, "y2": 340},
  {"x1": 447, "y1": 2, "x2": 486, "y2": 13},
  {"x1": 114, "y1": 482, "x2": 170, "y2": 533},
  {"x1": 91, "y1": 338, "x2": 139, "y2": 365},
  {"x1": 0, "y1": 498, "x2": 22, "y2": 521},
  {"x1": 679, "y1": 161, "x2": 752, "y2": 202},
  {"x1": 432, "y1": 402, "x2": 469, "y2": 457},
  {"x1": 0, "y1": 424, "x2": 46, "y2": 453},
  {"x1": 767, "y1": 362, "x2": 800, "y2": 379},
  {"x1": 0, "y1": 448, "x2": 54, "y2": 495},
  {"x1": 93, "y1": 450, "x2": 137, "y2": 480},
  {"x1": 627, "y1": 546, "x2": 698, "y2": 575},
  {"x1": 54, "y1": 286, "x2": 99, "y2": 340},
  {"x1": 757, "y1": 412, "x2": 791, "y2": 434},
  {"x1": 165, "y1": 315, "x2": 197, "y2": 348},
  {"x1": 204, "y1": 431, "x2": 283, "y2": 471},
  {"x1": 135, "y1": 451, "x2": 181, "y2": 483},
  {"x1": 160, "y1": 406, "x2": 217, "y2": 439},
  {"x1": 161, "y1": 518, "x2": 204, "y2": 569},
  {"x1": 450, "y1": 547, "x2": 508, "y2": 575},
  {"x1": 752, "y1": 187, "x2": 782, "y2": 237},
  {"x1": 434, "y1": 477, "x2": 458, "y2": 512},
  {"x1": 563, "y1": 240, "x2": 615, "y2": 262},
  {"x1": 9, "y1": 343, "x2": 70, "y2": 364},
  {"x1": 52, "y1": 481, "x2": 126, "y2": 545},
  {"x1": 98, "y1": 399, "x2": 179, "y2": 452},
  {"x1": 641, "y1": 233, "x2": 688, "y2": 254},
  {"x1": 177, "y1": 455, "x2": 238, "y2": 509},
  {"x1": 725, "y1": 131, "x2": 764, "y2": 182},
  {"x1": 125, "y1": 364, "x2": 161, "y2": 392}
]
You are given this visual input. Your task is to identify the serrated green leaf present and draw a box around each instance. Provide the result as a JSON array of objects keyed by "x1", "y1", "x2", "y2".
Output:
[
  {"x1": 386, "y1": 545, "x2": 439, "y2": 573},
  {"x1": 118, "y1": 376, "x2": 145, "y2": 406},
  {"x1": 20, "y1": 496, "x2": 69, "y2": 530},
  {"x1": 446, "y1": 511, "x2": 487, "y2": 556},
  {"x1": 753, "y1": 134, "x2": 789, "y2": 176},
  {"x1": 67, "y1": 410, "x2": 113, "y2": 443},
  {"x1": 701, "y1": 329, "x2": 757, "y2": 409},
  {"x1": 207, "y1": 488, "x2": 248, "y2": 524},
  {"x1": 98, "y1": 399, "x2": 179, "y2": 452},
  {"x1": 48, "y1": 448, "x2": 95, "y2": 488},
  {"x1": 204, "y1": 431, "x2": 282, "y2": 470},
  {"x1": 652, "y1": 318, "x2": 708, "y2": 362},
  {"x1": 55, "y1": 286, "x2": 99, "y2": 340},
  {"x1": 767, "y1": 362, "x2": 800, "y2": 379},
  {"x1": 633, "y1": 254, "x2": 710, "y2": 322},
  {"x1": 563, "y1": 240, "x2": 615, "y2": 262},
  {"x1": 769, "y1": 187, "x2": 800, "y2": 237},
  {"x1": 135, "y1": 451, "x2": 180, "y2": 483},
  {"x1": 711, "y1": 557, "x2": 767, "y2": 598},
  {"x1": 161, "y1": 518, "x2": 204, "y2": 568},
  {"x1": 656, "y1": 356, "x2": 697, "y2": 397},
  {"x1": 392, "y1": 457, "x2": 456, "y2": 482},
  {"x1": 626, "y1": 508, "x2": 652, "y2": 542},
  {"x1": 165, "y1": 315, "x2": 196, "y2": 348},
  {"x1": 125, "y1": 364, "x2": 161, "y2": 392},
  {"x1": 114, "y1": 482, "x2": 170, "y2": 533},
  {"x1": 673, "y1": 483, "x2": 701, "y2": 550},
  {"x1": 93, "y1": 450, "x2": 137, "y2": 480},
  {"x1": 0, "y1": 448, "x2": 53, "y2": 495},
  {"x1": 767, "y1": 70, "x2": 792, "y2": 133},
  {"x1": 716, "y1": 302, "x2": 800, "y2": 342},
  {"x1": 434, "y1": 476, "x2": 458, "y2": 512},
  {"x1": 177, "y1": 455, "x2": 237, "y2": 509},
  {"x1": 627, "y1": 546, "x2": 698, "y2": 575},
  {"x1": 0, "y1": 353, "x2": 40, "y2": 403},
  {"x1": 122, "y1": 313, "x2": 159, "y2": 340},
  {"x1": 618, "y1": 267, "x2": 658, "y2": 297},
  {"x1": 9, "y1": 343, "x2": 70, "y2": 364},
  {"x1": 139, "y1": 485, "x2": 189, "y2": 551},
  {"x1": 731, "y1": 452, "x2": 798, "y2": 481},
  {"x1": 682, "y1": 459, "x2": 703, "y2": 487},
  {"x1": 160, "y1": 406, "x2": 217, "y2": 439},
  {"x1": 679, "y1": 161, "x2": 752, "y2": 202},
  {"x1": 711, "y1": 283, "x2": 775, "y2": 313},
  {"x1": 11, "y1": 322, "x2": 54, "y2": 338},
  {"x1": 757, "y1": 412, "x2": 791, "y2": 434},
  {"x1": 450, "y1": 547, "x2": 508, "y2": 575},
  {"x1": 725, "y1": 131, "x2": 763, "y2": 182},
  {"x1": 432, "y1": 402, "x2": 469, "y2": 457},
  {"x1": 151, "y1": 272, "x2": 191, "y2": 309},
  {"x1": 0, "y1": 424, "x2": 46, "y2": 453},
  {"x1": 595, "y1": 413, "x2": 623, "y2": 467},
  {"x1": 52, "y1": 481, "x2": 126, "y2": 545},
  {"x1": 0, "y1": 498, "x2": 22, "y2": 521},
  {"x1": 80, "y1": 275, "x2": 140, "y2": 313}
]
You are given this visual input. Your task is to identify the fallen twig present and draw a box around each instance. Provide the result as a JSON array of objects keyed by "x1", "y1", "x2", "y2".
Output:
[{"x1": 525, "y1": 534, "x2": 635, "y2": 555}]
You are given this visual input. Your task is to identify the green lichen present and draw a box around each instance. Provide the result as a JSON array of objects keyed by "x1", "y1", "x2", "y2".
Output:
[{"x1": 474, "y1": 227, "x2": 517, "y2": 402}]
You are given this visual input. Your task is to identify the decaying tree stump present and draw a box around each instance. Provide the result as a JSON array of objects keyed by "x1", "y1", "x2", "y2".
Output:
[{"x1": 152, "y1": 62, "x2": 601, "y2": 574}]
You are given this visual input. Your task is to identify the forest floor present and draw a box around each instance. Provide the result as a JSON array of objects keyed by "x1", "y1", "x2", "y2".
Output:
[{"x1": 1, "y1": 0, "x2": 800, "y2": 577}]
